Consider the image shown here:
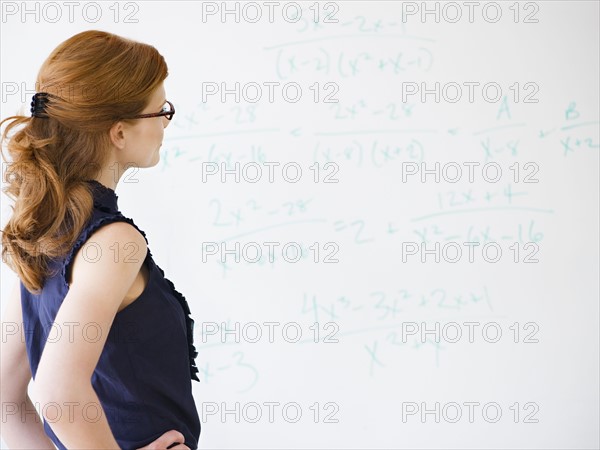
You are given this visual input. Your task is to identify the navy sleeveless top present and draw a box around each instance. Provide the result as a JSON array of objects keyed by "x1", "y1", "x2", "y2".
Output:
[{"x1": 20, "y1": 179, "x2": 201, "y2": 450}]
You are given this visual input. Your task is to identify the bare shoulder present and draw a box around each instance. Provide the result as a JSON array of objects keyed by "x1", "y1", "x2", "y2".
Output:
[
  {"x1": 88, "y1": 220, "x2": 147, "y2": 252},
  {"x1": 68, "y1": 221, "x2": 148, "y2": 292}
]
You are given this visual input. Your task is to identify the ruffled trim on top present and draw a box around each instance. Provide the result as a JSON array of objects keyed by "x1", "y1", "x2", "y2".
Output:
[
  {"x1": 153, "y1": 262, "x2": 200, "y2": 382},
  {"x1": 85, "y1": 179, "x2": 120, "y2": 214}
]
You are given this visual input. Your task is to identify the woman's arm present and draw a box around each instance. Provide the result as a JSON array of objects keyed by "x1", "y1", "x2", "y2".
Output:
[
  {"x1": 0, "y1": 280, "x2": 56, "y2": 449},
  {"x1": 0, "y1": 395, "x2": 57, "y2": 449},
  {"x1": 34, "y1": 222, "x2": 148, "y2": 449}
]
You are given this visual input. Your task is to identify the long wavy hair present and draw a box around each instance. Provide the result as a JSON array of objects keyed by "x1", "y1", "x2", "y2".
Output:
[{"x1": 1, "y1": 30, "x2": 168, "y2": 295}]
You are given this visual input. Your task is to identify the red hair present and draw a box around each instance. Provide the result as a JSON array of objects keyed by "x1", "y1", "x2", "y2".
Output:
[{"x1": 1, "y1": 30, "x2": 168, "y2": 294}]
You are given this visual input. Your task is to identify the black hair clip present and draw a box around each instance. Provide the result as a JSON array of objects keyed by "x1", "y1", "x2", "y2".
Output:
[{"x1": 30, "y1": 92, "x2": 50, "y2": 118}]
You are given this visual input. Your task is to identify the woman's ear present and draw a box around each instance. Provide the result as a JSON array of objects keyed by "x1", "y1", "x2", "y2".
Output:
[{"x1": 109, "y1": 121, "x2": 127, "y2": 150}]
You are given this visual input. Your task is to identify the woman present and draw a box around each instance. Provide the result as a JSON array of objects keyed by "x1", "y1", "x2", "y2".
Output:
[{"x1": 0, "y1": 30, "x2": 201, "y2": 449}]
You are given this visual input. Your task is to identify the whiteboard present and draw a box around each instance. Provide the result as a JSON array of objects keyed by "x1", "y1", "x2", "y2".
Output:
[{"x1": 1, "y1": 1, "x2": 598, "y2": 449}]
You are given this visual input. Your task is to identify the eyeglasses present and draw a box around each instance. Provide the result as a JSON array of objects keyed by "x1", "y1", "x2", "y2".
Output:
[{"x1": 125, "y1": 100, "x2": 175, "y2": 121}]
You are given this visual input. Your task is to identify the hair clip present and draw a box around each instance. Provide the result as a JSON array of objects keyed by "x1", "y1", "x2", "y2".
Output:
[{"x1": 30, "y1": 92, "x2": 50, "y2": 118}]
